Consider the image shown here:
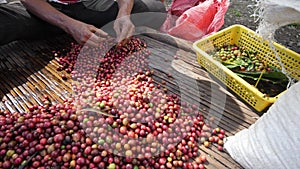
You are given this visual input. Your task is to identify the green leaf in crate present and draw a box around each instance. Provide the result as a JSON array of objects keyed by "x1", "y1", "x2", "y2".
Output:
[
  {"x1": 223, "y1": 62, "x2": 240, "y2": 69},
  {"x1": 246, "y1": 63, "x2": 254, "y2": 71},
  {"x1": 234, "y1": 70, "x2": 288, "y2": 84},
  {"x1": 222, "y1": 59, "x2": 247, "y2": 69}
]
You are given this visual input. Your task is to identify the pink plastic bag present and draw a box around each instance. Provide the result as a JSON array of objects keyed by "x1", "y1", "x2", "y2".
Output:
[
  {"x1": 160, "y1": 0, "x2": 230, "y2": 41},
  {"x1": 167, "y1": 0, "x2": 205, "y2": 17}
]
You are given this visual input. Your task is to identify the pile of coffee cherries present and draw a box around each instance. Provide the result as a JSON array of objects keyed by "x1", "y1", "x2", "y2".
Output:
[
  {"x1": 0, "y1": 37, "x2": 226, "y2": 169},
  {"x1": 213, "y1": 44, "x2": 271, "y2": 72}
]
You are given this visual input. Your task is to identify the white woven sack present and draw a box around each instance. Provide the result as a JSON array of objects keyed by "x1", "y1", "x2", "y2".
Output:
[
  {"x1": 224, "y1": 81, "x2": 300, "y2": 169},
  {"x1": 255, "y1": 0, "x2": 300, "y2": 39}
]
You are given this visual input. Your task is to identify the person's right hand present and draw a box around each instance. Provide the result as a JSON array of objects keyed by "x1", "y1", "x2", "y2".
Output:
[
  {"x1": 20, "y1": 0, "x2": 109, "y2": 47},
  {"x1": 66, "y1": 19, "x2": 108, "y2": 47}
]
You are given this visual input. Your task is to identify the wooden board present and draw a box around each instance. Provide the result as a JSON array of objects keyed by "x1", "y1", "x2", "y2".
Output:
[{"x1": 0, "y1": 33, "x2": 260, "y2": 168}]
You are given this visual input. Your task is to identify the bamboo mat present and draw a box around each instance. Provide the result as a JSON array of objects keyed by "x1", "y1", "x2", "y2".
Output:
[
  {"x1": 0, "y1": 33, "x2": 260, "y2": 168},
  {"x1": 0, "y1": 35, "x2": 74, "y2": 112}
]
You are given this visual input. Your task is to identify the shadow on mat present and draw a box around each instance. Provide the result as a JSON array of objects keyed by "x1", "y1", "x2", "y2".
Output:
[{"x1": 0, "y1": 35, "x2": 74, "y2": 112}]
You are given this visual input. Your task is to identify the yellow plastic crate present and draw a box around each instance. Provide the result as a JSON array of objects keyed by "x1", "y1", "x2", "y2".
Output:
[{"x1": 193, "y1": 24, "x2": 300, "y2": 112}]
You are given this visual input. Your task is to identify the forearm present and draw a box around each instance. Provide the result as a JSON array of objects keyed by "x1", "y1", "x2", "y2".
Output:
[
  {"x1": 20, "y1": 0, "x2": 76, "y2": 34},
  {"x1": 116, "y1": 0, "x2": 134, "y2": 17}
]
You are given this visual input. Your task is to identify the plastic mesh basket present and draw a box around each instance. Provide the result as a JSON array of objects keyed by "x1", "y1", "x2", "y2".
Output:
[{"x1": 193, "y1": 24, "x2": 300, "y2": 112}]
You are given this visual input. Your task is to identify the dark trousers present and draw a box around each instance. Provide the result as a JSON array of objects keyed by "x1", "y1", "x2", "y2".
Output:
[{"x1": 0, "y1": 0, "x2": 166, "y2": 45}]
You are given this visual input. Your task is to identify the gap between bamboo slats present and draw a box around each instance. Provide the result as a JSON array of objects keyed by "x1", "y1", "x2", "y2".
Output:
[{"x1": 0, "y1": 35, "x2": 249, "y2": 168}]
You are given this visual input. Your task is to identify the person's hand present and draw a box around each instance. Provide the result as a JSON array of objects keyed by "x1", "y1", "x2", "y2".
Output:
[
  {"x1": 66, "y1": 19, "x2": 108, "y2": 47},
  {"x1": 113, "y1": 15, "x2": 135, "y2": 43}
]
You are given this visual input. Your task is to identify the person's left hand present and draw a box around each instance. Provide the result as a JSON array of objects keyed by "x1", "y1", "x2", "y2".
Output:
[{"x1": 113, "y1": 15, "x2": 135, "y2": 43}]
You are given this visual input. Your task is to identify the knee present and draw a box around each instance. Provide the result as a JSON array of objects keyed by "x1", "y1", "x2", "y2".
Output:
[
  {"x1": 133, "y1": 0, "x2": 167, "y2": 13},
  {"x1": 147, "y1": 1, "x2": 167, "y2": 13}
]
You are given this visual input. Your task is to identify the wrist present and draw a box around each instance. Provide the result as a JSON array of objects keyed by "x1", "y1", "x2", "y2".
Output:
[
  {"x1": 117, "y1": 10, "x2": 131, "y2": 18},
  {"x1": 116, "y1": 0, "x2": 134, "y2": 17},
  {"x1": 61, "y1": 18, "x2": 77, "y2": 35}
]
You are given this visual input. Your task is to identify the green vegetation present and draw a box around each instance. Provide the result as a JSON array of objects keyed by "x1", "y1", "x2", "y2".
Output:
[
  {"x1": 228, "y1": 9, "x2": 242, "y2": 17},
  {"x1": 288, "y1": 23, "x2": 300, "y2": 27}
]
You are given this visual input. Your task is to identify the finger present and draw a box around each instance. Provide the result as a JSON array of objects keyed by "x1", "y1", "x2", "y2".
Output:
[
  {"x1": 114, "y1": 23, "x2": 121, "y2": 38},
  {"x1": 89, "y1": 25, "x2": 108, "y2": 38},
  {"x1": 82, "y1": 32, "x2": 101, "y2": 47},
  {"x1": 94, "y1": 28, "x2": 108, "y2": 38},
  {"x1": 88, "y1": 33, "x2": 102, "y2": 44},
  {"x1": 128, "y1": 25, "x2": 135, "y2": 38},
  {"x1": 117, "y1": 26, "x2": 135, "y2": 43},
  {"x1": 120, "y1": 27, "x2": 134, "y2": 45},
  {"x1": 116, "y1": 28, "x2": 128, "y2": 43}
]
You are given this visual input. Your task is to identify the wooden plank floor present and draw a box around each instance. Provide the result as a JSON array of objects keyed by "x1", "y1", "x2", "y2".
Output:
[{"x1": 0, "y1": 33, "x2": 260, "y2": 168}]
